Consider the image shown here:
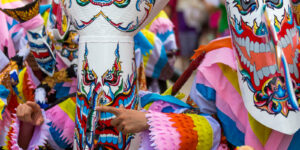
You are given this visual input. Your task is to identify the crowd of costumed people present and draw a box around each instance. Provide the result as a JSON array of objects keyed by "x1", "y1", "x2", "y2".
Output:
[{"x1": 0, "y1": 0, "x2": 299, "y2": 149}]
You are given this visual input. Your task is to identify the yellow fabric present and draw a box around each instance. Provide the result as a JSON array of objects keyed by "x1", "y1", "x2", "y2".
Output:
[
  {"x1": 145, "y1": 10, "x2": 169, "y2": 30},
  {"x1": 0, "y1": 99, "x2": 5, "y2": 120},
  {"x1": 58, "y1": 97, "x2": 76, "y2": 122},
  {"x1": 248, "y1": 113, "x2": 272, "y2": 146},
  {"x1": 162, "y1": 87, "x2": 185, "y2": 100},
  {"x1": 42, "y1": 11, "x2": 50, "y2": 26},
  {"x1": 1, "y1": 0, "x2": 19, "y2": 4},
  {"x1": 143, "y1": 102, "x2": 153, "y2": 110},
  {"x1": 218, "y1": 63, "x2": 272, "y2": 145},
  {"x1": 16, "y1": 67, "x2": 26, "y2": 104},
  {"x1": 187, "y1": 114, "x2": 213, "y2": 150},
  {"x1": 217, "y1": 63, "x2": 241, "y2": 96},
  {"x1": 141, "y1": 29, "x2": 155, "y2": 69}
]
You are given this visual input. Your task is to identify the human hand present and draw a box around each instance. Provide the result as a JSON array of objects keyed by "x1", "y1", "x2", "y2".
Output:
[
  {"x1": 96, "y1": 105, "x2": 149, "y2": 134},
  {"x1": 16, "y1": 101, "x2": 44, "y2": 126}
]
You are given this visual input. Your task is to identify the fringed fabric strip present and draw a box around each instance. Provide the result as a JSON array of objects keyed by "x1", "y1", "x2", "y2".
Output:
[
  {"x1": 186, "y1": 114, "x2": 213, "y2": 150},
  {"x1": 145, "y1": 111, "x2": 181, "y2": 150},
  {"x1": 0, "y1": 109, "x2": 12, "y2": 134},
  {"x1": 4, "y1": 111, "x2": 49, "y2": 150},
  {"x1": 45, "y1": 97, "x2": 76, "y2": 148},
  {"x1": 144, "y1": 111, "x2": 214, "y2": 150},
  {"x1": 167, "y1": 113, "x2": 198, "y2": 150}
]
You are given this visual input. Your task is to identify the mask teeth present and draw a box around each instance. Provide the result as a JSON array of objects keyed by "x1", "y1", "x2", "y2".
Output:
[{"x1": 233, "y1": 24, "x2": 299, "y2": 86}]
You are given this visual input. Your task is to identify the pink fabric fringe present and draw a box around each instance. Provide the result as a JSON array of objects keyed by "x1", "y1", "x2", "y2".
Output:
[
  {"x1": 46, "y1": 105, "x2": 75, "y2": 145},
  {"x1": 149, "y1": 18, "x2": 174, "y2": 34},
  {"x1": 0, "y1": 109, "x2": 12, "y2": 134},
  {"x1": 8, "y1": 112, "x2": 49, "y2": 150},
  {"x1": 141, "y1": 111, "x2": 181, "y2": 150}
]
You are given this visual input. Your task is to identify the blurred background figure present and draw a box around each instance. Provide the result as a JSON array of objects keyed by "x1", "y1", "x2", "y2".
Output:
[
  {"x1": 163, "y1": 0, "x2": 229, "y2": 96},
  {"x1": 177, "y1": 0, "x2": 207, "y2": 59}
]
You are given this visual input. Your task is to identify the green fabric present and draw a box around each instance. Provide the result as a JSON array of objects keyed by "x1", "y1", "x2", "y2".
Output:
[{"x1": 218, "y1": 4, "x2": 229, "y2": 34}]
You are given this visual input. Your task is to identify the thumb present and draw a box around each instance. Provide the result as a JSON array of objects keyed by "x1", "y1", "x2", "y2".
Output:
[
  {"x1": 26, "y1": 101, "x2": 41, "y2": 112},
  {"x1": 35, "y1": 117, "x2": 44, "y2": 126}
]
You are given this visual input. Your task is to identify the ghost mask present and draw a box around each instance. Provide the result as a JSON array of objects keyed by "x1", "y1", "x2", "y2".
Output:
[
  {"x1": 226, "y1": 0, "x2": 300, "y2": 134},
  {"x1": 61, "y1": 0, "x2": 169, "y2": 149}
]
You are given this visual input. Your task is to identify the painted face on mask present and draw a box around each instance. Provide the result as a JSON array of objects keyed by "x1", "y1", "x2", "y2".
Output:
[
  {"x1": 62, "y1": 0, "x2": 167, "y2": 149},
  {"x1": 226, "y1": 0, "x2": 300, "y2": 134}
]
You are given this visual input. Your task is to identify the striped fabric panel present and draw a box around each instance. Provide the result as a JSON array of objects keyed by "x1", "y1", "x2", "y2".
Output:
[
  {"x1": 186, "y1": 114, "x2": 213, "y2": 150},
  {"x1": 142, "y1": 30, "x2": 168, "y2": 79}
]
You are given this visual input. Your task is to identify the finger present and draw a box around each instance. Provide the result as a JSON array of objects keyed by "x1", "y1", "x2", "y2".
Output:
[
  {"x1": 26, "y1": 101, "x2": 40, "y2": 112},
  {"x1": 16, "y1": 104, "x2": 24, "y2": 118},
  {"x1": 111, "y1": 118, "x2": 122, "y2": 127},
  {"x1": 35, "y1": 117, "x2": 44, "y2": 126},
  {"x1": 123, "y1": 127, "x2": 132, "y2": 135},
  {"x1": 117, "y1": 123, "x2": 125, "y2": 133},
  {"x1": 119, "y1": 104, "x2": 125, "y2": 109},
  {"x1": 96, "y1": 106, "x2": 121, "y2": 116},
  {"x1": 23, "y1": 109, "x2": 33, "y2": 123}
]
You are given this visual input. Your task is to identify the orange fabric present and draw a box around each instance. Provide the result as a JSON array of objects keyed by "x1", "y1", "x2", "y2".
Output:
[
  {"x1": 191, "y1": 37, "x2": 232, "y2": 60},
  {"x1": 168, "y1": 114, "x2": 198, "y2": 150},
  {"x1": 22, "y1": 71, "x2": 35, "y2": 102}
]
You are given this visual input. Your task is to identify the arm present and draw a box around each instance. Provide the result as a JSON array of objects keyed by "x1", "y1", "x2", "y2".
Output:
[
  {"x1": 15, "y1": 101, "x2": 47, "y2": 149},
  {"x1": 98, "y1": 100, "x2": 221, "y2": 150}
]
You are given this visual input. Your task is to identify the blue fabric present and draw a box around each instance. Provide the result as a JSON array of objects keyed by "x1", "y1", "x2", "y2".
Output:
[
  {"x1": 217, "y1": 109, "x2": 245, "y2": 146},
  {"x1": 196, "y1": 84, "x2": 216, "y2": 101},
  {"x1": 157, "y1": 30, "x2": 174, "y2": 42},
  {"x1": 288, "y1": 129, "x2": 300, "y2": 150},
  {"x1": 0, "y1": 85, "x2": 9, "y2": 99},
  {"x1": 48, "y1": 122, "x2": 72, "y2": 149},
  {"x1": 6, "y1": 19, "x2": 18, "y2": 30},
  {"x1": 54, "y1": 83, "x2": 71, "y2": 99},
  {"x1": 161, "y1": 106, "x2": 175, "y2": 113},
  {"x1": 39, "y1": 5, "x2": 51, "y2": 14},
  {"x1": 140, "y1": 93, "x2": 192, "y2": 109},
  {"x1": 152, "y1": 44, "x2": 167, "y2": 79},
  {"x1": 134, "y1": 32, "x2": 153, "y2": 56}
]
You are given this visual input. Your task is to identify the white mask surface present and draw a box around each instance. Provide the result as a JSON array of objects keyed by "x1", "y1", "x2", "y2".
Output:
[
  {"x1": 62, "y1": 0, "x2": 168, "y2": 149},
  {"x1": 226, "y1": 0, "x2": 300, "y2": 134}
]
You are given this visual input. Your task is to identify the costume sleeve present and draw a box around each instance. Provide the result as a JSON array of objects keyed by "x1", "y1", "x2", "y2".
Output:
[
  {"x1": 140, "y1": 111, "x2": 221, "y2": 150},
  {"x1": 139, "y1": 93, "x2": 221, "y2": 150},
  {"x1": 44, "y1": 96, "x2": 76, "y2": 149},
  {"x1": 189, "y1": 77, "x2": 218, "y2": 114},
  {"x1": 5, "y1": 111, "x2": 49, "y2": 150}
]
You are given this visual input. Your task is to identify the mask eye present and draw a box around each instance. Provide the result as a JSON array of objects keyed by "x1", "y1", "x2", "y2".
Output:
[
  {"x1": 234, "y1": 0, "x2": 258, "y2": 15},
  {"x1": 265, "y1": 0, "x2": 283, "y2": 9}
]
